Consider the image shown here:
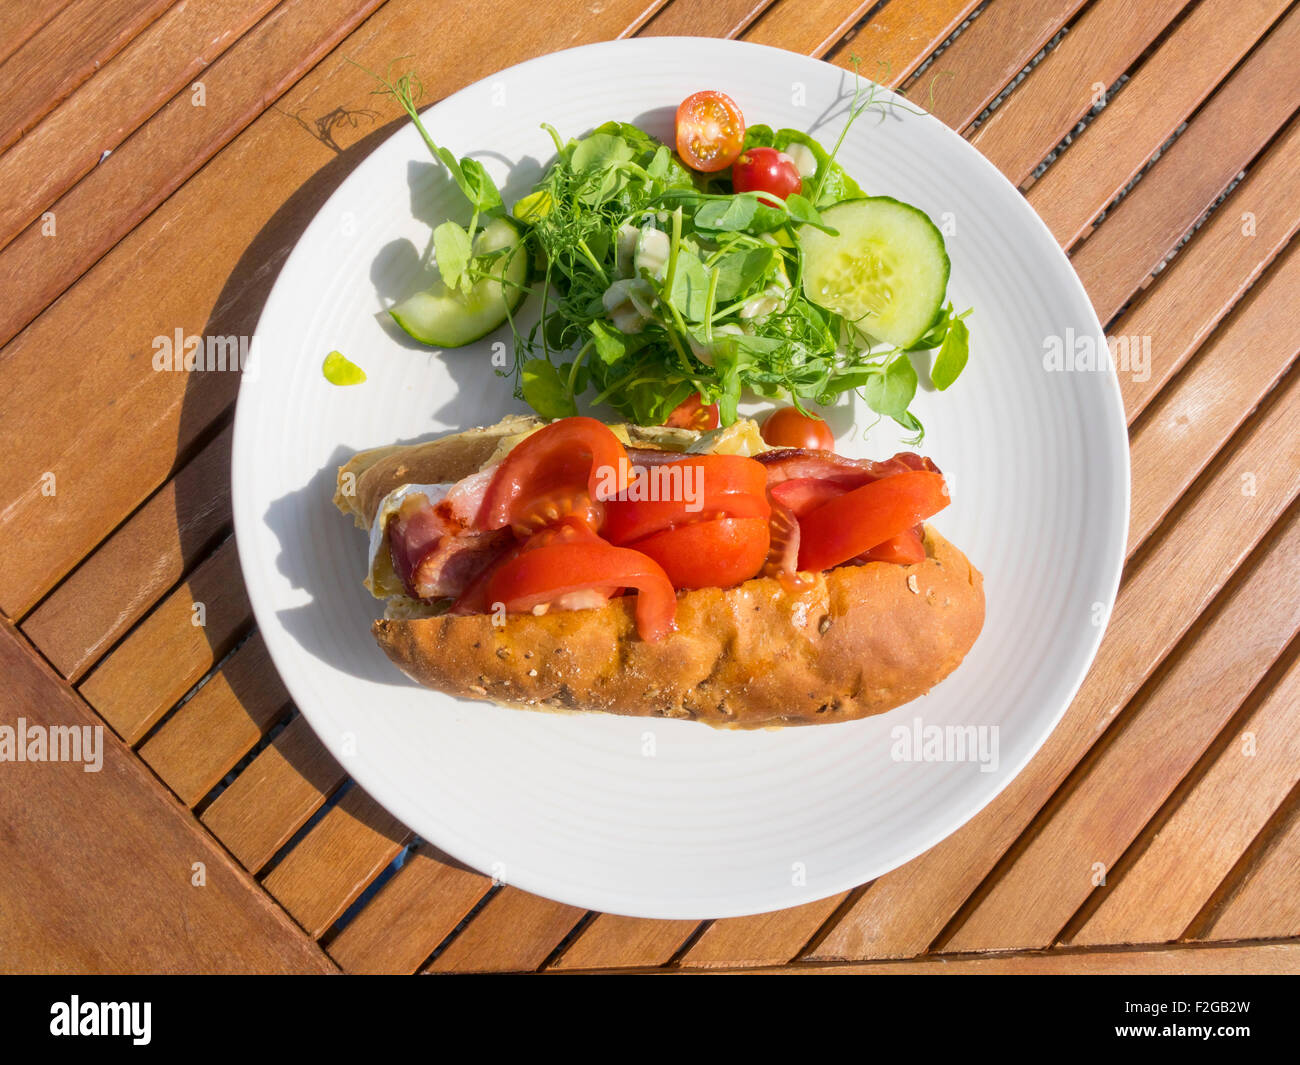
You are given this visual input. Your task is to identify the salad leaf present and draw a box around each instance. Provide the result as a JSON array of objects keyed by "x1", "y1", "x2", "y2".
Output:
[
  {"x1": 521, "y1": 358, "x2": 577, "y2": 418},
  {"x1": 860, "y1": 353, "x2": 917, "y2": 419},
  {"x1": 931, "y1": 316, "x2": 970, "y2": 391},
  {"x1": 432, "y1": 221, "x2": 472, "y2": 291}
]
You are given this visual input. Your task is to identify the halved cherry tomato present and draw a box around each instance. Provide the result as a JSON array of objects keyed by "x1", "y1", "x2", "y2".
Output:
[
  {"x1": 675, "y1": 90, "x2": 745, "y2": 173},
  {"x1": 860, "y1": 526, "x2": 926, "y2": 565},
  {"x1": 761, "y1": 406, "x2": 835, "y2": 451},
  {"x1": 664, "y1": 393, "x2": 720, "y2": 431},
  {"x1": 477, "y1": 417, "x2": 630, "y2": 536},
  {"x1": 485, "y1": 539, "x2": 677, "y2": 642},
  {"x1": 629, "y1": 517, "x2": 769, "y2": 590},
  {"x1": 602, "y1": 454, "x2": 770, "y2": 545},
  {"x1": 797, "y1": 470, "x2": 949, "y2": 572},
  {"x1": 732, "y1": 147, "x2": 802, "y2": 201}
]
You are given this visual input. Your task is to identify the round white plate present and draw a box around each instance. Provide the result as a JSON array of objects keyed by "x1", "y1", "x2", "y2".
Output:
[{"x1": 232, "y1": 38, "x2": 1128, "y2": 919}]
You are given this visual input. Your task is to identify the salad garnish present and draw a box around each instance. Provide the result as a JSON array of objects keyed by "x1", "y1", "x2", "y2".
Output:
[{"x1": 360, "y1": 59, "x2": 972, "y2": 442}]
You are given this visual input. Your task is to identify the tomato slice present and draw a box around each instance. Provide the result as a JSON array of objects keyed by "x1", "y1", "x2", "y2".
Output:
[
  {"x1": 797, "y1": 470, "x2": 949, "y2": 572},
  {"x1": 485, "y1": 539, "x2": 677, "y2": 642},
  {"x1": 675, "y1": 90, "x2": 745, "y2": 173},
  {"x1": 628, "y1": 517, "x2": 770, "y2": 590},
  {"x1": 449, "y1": 518, "x2": 598, "y2": 615},
  {"x1": 477, "y1": 416, "x2": 630, "y2": 535},
  {"x1": 664, "y1": 393, "x2": 720, "y2": 430},
  {"x1": 860, "y1": 525, "x2": 926, "y2": 565},
  {"x1": 768, "y1": 477, "x2": 845, "y2": 520},
  {"x1": 602, "y1": 454, "x2": 770, "y2": 545}
]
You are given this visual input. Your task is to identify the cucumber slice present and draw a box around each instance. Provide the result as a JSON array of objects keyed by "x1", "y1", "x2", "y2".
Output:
[
  {"x1": 389, "y1": 217, "x2": 529, "y2": 347},
  {"x1": 798, "y1": 197, "x2": 950, "y2": 349}
]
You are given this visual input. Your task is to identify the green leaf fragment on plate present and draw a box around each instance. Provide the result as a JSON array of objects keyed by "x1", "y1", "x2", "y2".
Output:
[
  {"x1": 323, "y1": 350, "x2": 366, "y2": 386},
  {"x1": 433, "y1": 221, "x2": 472, "y2": 291},
  {"x1": 931, "y1": 317, "x2": 970, "y2": 391}
]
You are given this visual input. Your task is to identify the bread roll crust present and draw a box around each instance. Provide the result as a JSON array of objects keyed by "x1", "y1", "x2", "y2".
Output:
[{"x1": 372, "y1": 525, "x2": 984, "y2": 729}]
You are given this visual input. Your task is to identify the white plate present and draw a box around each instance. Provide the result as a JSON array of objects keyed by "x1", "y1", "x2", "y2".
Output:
[{"x1": 232, "y1": 38, "x2": 1129, "y2": 919}]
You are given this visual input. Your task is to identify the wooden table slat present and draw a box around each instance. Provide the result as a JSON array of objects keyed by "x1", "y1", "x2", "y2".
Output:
[
  {"x1": 0, "y1": 0, "x2": 175, "y2": 154},
  {"x1": 1025, "y1": 0, "x2": 1291, "y2": 248},
  {"x1": 1199, "y1": 799, "x2": 1300, "y2": 941},
  {"x1": 137, "y1": 630, "x2": 291, "y2": 806},
  {"x1": 969, "y1": 0, "x2": 1190, "y2": 187},
  {"x1": 0, "y1": 0, "x2": 387, "y2": 351},
  {"x1": 679, "y1": 893, "x2": 851, "y2": 968},
  {"x1": 810, "y1": 369, "x2": 1300, "y2": 960},
  {"x1": 0, "y1": 622, "x2": 334, "y2": 973},
  {"x1": 1073, "y1": 641, "x2": 1300, "y2": 946},
  {"x1": 683, "y1": 942, "x2": 1300, "y2": 975},
  {"x1": 1067, "y1": 6, "x2": 1300, "y2": 325},
  {"x1": 547, "y1": 913, "x2": 699, "y2": 971},
  {"x1": 1109, "y1": 118, "x2": 1300, "y2": 421},
  {"x1": 326, "y1": 843, "x2": 491, "y2": 974},
  {"x1": 740, "y1": 0, "x2": 880, "y2": 58},
  {"x1": 905, "y1": 0, "x2": 1090, "y2": 132},
  {"x1": 827, "y1": 0, "x2": 983, "y2": 87},
  {"x1": 200, "y1": 712, "x2": 347, "y2": 873},
  {"x1": 0, "y1": 0, "x2": 76, "y2": 68},
  {"x1": 20, "y1": 423, "x2": 233, "y2": 674},
  {"x1": 260, "y1": 784, "x2": 412, "y2": 938},
  {"x1": 78, "y1": 536, "x2": 251, "y2": 744},
  {"x1": 0, "y1": 0, "x2": 281, "y2": 254},
  {"x1": 942, "y1": 497, "x2": 1300, "y2": 952},
  {"x1": 1127, "y1": 241, "x2": 1298, "y2": 551},
  {"x1": 639, "y1": 0, "x2": 774, "y2": 39},
  {"x1": 423, "y1": 887, "x2": 585, "y2": 973}
]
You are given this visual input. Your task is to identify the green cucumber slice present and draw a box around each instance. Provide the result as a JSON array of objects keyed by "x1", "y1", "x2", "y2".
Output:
[
  {"x1": 798, "y1": 197, "x2": 950, "y2": 349},
  {"x1": 389, "y1": 217, "x2": 529, "y2": 347}
]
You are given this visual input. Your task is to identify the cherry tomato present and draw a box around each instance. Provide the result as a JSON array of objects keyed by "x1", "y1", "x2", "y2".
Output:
[
  {"x1": 761, "y1": 406, "x2": 835, "y2": 451},
  {"x1": 731, "y1": 146, "x2": 802, "y2": 201},
  {"x1": 628, "y1": 517, "x2": 769, "y2": 590},
  {"x1": 602, "y1": 454, "x2": 770, "y2": 545},
  {"x1": 664, "y1": 393, "x2": 720, "y2": 431},
  {"x1": 675, "y1": 90, "x2": 746, "y2": 173},
  {"x1": 485, "y1": 538, "x2": 677, "y2": 642},
  {"x1": 477, "y1": 417, "x2": 630, "y2": 536},
  {"x1": 797, "y1": 470, "x2": 949, "y2": 572}
]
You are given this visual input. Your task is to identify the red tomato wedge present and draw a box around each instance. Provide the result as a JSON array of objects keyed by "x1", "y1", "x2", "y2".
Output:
[
  {"x1": 797, "y1": 470, "x2": 949, "y2": 572},
  {"x1": 485, "y1": 539, "x2": 677, "y2": 642},
  {"x1": 664, "y1": 392, "x2": 720, "y2": 430},
  {"x1": 629, "y1": 517, "x2": 770, "y2": 590},
  {"x1": 675, "y1": 90, "x2": 745, "y2": 173},
  {"x1": 860, "y1": 526, "x2": 926, "y2": 565},
  {"x1": 449, "y1": 518, "x2": 598, "y2": 616},
  {"x1": 768, "y1": 477, "x2": 844, "y2": 520},
  {"x1": 602, "y1": 454, "x2": 770, "y2": 545},
  {"x1": 477, "y1": 417, "x2": 630, "y2": 536}
]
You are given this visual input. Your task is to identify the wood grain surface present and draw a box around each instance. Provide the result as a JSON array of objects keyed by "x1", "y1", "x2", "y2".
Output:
[{"x1": 1, "y1": 0, "x2": 1296, "y2": 974}]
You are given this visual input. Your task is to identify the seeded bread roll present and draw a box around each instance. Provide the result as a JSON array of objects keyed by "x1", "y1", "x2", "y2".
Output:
[{"x1": 372, "y1": 525, "x2": 983, "y2": 729}]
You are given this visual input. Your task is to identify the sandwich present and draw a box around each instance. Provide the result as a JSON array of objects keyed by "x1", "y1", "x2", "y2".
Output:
[{"x1": 333, "y1": 413, "x2": 984, "y2": 728}]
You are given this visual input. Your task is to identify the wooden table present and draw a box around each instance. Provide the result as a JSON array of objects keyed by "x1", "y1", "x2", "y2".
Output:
[{"x1": 1, "y1": 0, "x2": 1297, "y2": 975}]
